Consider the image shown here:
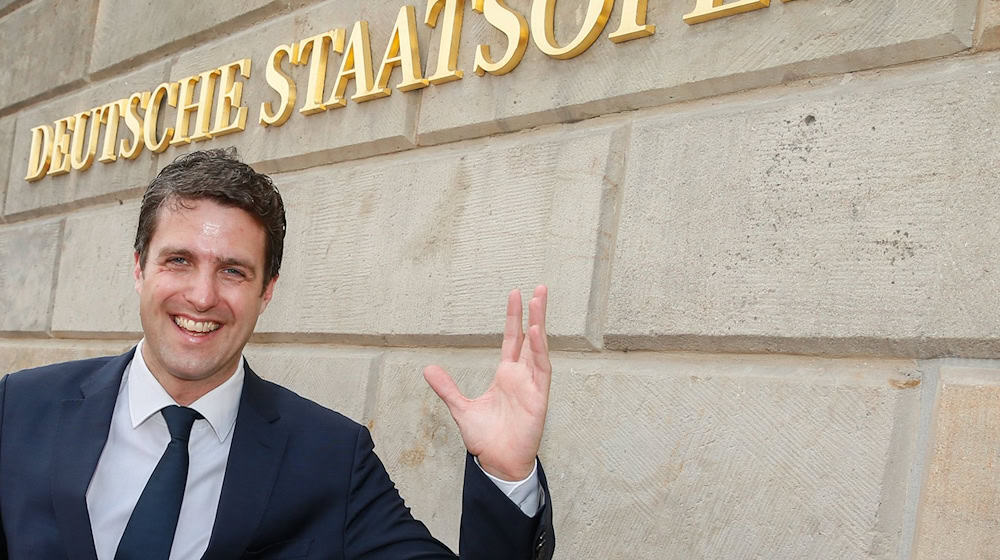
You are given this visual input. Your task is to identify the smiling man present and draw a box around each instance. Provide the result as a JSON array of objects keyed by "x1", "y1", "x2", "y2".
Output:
[
  {"x1": 134, "y1": 194, "x2": 277, "y2": 406},
  {"x1": 0, "y1": 149, "x2": 555, "y2": 560}
]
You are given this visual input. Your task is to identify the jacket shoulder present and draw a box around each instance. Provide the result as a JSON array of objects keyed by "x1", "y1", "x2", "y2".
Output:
[
  {"x1": 4, "y1": 354, "x2": 122, "y2": 393},
  {"x1": 245, "y1": 370, "x2": 364, "y2": 435}
]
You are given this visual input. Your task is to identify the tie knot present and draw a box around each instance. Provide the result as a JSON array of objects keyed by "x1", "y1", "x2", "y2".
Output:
[{"x1": 160, "y1": 405, "x2": 202, "y2": 442}]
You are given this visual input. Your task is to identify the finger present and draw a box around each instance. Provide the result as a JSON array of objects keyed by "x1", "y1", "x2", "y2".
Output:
[
  {"x1": 527, "y1": 285, "x2": 548, "y2": 353},
  {"x1": 527, "y1": 285, "x2": 548, "y2": 335},
  {"x1": 500, "y1": 289, "x2": 523, "y2": 363},
  {"x1": 423, "y1": 365, "x2": 468, "y2": 416},
  {"x1": 526, "y1": 324, "x2": 552, "y2": 391}
]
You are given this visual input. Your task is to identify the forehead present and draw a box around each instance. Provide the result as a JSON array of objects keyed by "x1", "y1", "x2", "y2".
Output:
[{"x1": 149, "y1": 198, "x2": 267, "y2": 264}]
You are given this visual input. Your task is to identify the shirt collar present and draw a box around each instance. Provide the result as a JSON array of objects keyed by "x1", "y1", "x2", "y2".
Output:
[{"x1": 128, "y1": 339, "x2": 244, "y2": 442}]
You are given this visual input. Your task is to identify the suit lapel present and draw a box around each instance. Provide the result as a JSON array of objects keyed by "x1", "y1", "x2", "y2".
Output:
[
  {"x1": 202, "y1": 364, "x2": 288, "y2": 560},
  {"x1": 51, "y1": 349, "x2": 134, "y2": 560}
]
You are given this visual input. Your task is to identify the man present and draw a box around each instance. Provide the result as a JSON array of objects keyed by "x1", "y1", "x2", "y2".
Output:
[{"x1": 0, "y1": 149, "x2": 554, "y2": 559}]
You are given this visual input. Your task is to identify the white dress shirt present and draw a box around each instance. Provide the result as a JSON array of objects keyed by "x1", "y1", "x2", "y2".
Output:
[
  {"x1": 85, "y1": 339, "x2": 541, "y2": 559},
  {"x1": 86, "y1": 339, "x2": 242, "y2": 560}
]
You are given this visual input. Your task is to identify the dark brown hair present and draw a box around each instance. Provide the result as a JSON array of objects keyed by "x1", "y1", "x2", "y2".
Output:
[{"x1": 134, "y1": 148, "x2": 286, "y2": 286}]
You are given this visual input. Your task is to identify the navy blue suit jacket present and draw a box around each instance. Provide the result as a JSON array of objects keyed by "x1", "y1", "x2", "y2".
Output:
[{"x1": 0, "y1": 349, "x2": 554, "y2": 559}]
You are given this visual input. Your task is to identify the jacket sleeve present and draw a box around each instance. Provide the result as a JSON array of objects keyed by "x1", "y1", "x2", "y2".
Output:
[
  {"x1": 0, "y1": 375, "x2": 9, "y2": 560},
  {"x1": 342, "y1": 426, "x2": 457, "y2": 559},
  {"x1": 459, "y1": 453, "x2": 554, "y2": 560},
  {"x1": 342, "y1": 427, "x2": 554, "y2": 560}
]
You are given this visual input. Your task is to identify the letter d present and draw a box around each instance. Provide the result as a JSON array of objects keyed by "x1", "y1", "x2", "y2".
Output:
[{"x1": 25, "y1": 124, "x2": 53, "y2": 182}]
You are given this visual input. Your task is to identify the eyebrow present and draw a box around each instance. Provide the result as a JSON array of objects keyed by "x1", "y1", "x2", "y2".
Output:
[{"x1": 157, "y1": 247, "x2": 258, "y2": 275}]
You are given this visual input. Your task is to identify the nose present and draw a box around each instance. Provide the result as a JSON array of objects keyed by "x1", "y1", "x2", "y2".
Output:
[{"x1": 184, "y1": 268, "x2": 220, "y2": 311}]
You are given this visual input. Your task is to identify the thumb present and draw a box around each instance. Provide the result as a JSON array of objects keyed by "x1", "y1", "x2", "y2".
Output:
[{"x1": 423, "y1": 365, "x2": 467, "y2": 414}]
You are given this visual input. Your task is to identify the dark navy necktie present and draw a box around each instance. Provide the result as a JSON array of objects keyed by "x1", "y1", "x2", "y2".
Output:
[{"x1": 115, "y1": 405, "x2": 202, "y2": 560}]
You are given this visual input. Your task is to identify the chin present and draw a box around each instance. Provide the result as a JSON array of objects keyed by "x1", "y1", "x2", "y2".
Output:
[{"x1": 162, "y1": 355, "x2": 226, "y2": 382}]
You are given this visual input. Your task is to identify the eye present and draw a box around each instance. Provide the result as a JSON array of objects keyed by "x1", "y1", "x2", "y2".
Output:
[
  {"x1": 223, "y1": 267, "x2": 246, "y2": 278},
  {"x1": 166, "y1": 256, "x2": 188, "y2": 265}
]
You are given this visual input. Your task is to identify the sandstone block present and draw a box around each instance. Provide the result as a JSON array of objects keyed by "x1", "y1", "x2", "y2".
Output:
[
  {"x1": 417, "y1": 0, "x2": 977, "y2": 145},
  {"x1": 607, "y1": 51, "x2": 1000, "y2": 357},
  {"x1": 370, "y1": 350, "x2": 923, "y2": 558},
  {"x1": 257, "y1": 123, "x2": 625, "y2": 348},
  {"x1": 51, "y1": 201, "x2": 141, "y2": 335},
  {"x1": 0, "y1": 0, "x2": 97, "y2": 110},
  {"x1": 242, "y1": 344, "x2": 378, "y2": 421},
  {"x1": 0, "y1": 116, "x2": 16, "y2": 221},
  {"x1": 0, "y1": 219, "x2": 61, "y2": 332},
  {"x1": 977, "y1": 0, "x2": 1000, "y2": 50},
  {"x1": 367, "y1": 350, "x2": 497, "y2": 550},
  {"x1": 914, "y1": 364, "x2": 1000, "y2": 560},
  {"x1": 5, "y1": 62, "x2": 169, "y2": 219},
  {"x1": 164, "y1": 0, "x2": 428, "y2": 175},
  {"x1": 0, "y1": 338, "x2": 137, "y2": 375},
  {"x1": 89, "y1": 0, "x2": 283, "y2": 73}
]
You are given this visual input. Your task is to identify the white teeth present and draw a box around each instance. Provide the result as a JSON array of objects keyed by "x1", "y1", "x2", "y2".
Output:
[{"x1": 173, "y1": 316, "x2": 220, "y2": 333}]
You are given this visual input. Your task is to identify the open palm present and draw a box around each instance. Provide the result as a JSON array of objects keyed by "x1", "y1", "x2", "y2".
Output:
[{"x1": 423, "y1": 286, "x2": 551, "y2": 481}]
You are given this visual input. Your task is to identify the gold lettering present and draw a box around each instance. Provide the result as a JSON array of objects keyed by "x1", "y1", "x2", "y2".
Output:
[
  {"x1": 326, "y1": 21, "x2": 378, "y2": 107},
  {"x1": 357, "y1": 5, "x2": 429, "y2": 102},
  {"x1": 530, "y1": 0, "x2": 613, "y2": 59},
  {"x1": 70, "y1": 108, "x2": 108, "y2": 172},
  {"x1": 295, "y1": 32, "x2": 338, "y2": 114},
  {"x1": 425, "y1": 0, "x2": 465, "y2": 84},
  {"x1": 171, "y1": 69, "x2": 220, "y2": 146},
  {"x1": 98, "y1": 100, "x2": 124, "y2": 164},
  {"x1": 472, "y1": 0, "x2": 529, "y2": 76},
  {"x1": 683, "y1": 0, "x2": 769, "y2": 25},
  {"x1": 67, "y1": 110, "x2": 92, "y2": 171},
  {"x1": 259, "y1": 44, "x2": 298, "y2": 127},
  {"x1": 211, "y1": 58, "x2": 252, "y2": 137},
  {"x1": 191, "y1": 68, "x2": 222, "y2": 142},
  {"x1": 293, "y1": 31, "x2": 344, "y2": 115},
  {"x1": 608, "y1": 0, "x2": 655, "y2": 42},
  {"x1": 25, "y1": 125, "x2": 53, "y2": 182},
  {"x1": 48, "y1": 116, "x2": 75, "y2": 176},
  {"x1": 120, "y1": 92, "x2": 150, "y2": 160},
  {"x1": 144, "y1": 82, "x2": 179, "y2": 153},
  {"x1": 171, "y1": 75, "x2": 200, "y2": 145}
]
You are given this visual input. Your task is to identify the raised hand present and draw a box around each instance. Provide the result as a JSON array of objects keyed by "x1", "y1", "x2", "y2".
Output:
[{"x1": 423, "y1": 285, "x2": 551, "y2": 481}]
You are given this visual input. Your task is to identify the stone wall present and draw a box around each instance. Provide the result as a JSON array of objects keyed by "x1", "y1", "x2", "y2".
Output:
[{"x1": 1, "y1": 1, "x2": 998, "y2": 557}]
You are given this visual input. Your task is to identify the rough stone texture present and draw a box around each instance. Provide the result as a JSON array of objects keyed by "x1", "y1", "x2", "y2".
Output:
[
  {"x1": 0, "y1": 116, "x2": 15, "y2": 221},
  {"x1": 914, "y1": 363, "x2": 1000, "y2": 560},
  {"x1": 256, "y1": 122, "x2": 625, "y2": 348},
  {"x1": 368, "y1": 349, "x2": 494, "y2": 551},
  {"x1": 0, "y1": 338, "x2": 137, "y2": 374},
  {"x1": 0, "y1": 0, "x2": 97, "y2": 110},
  {"x1": 607, "y1": 51, "x2": 1000, "y2": 357},
  {"x1": 243, "y1": 343, "x2": 378, "y2": 421},
  {"x1": 5, "y1": 62, "x2": 169, "y2": 219},
  {"x1": 0, "y1": 219, "x2": 61, "y2": 332},
  {"x1": 90, "y1": 0, "x2": 284, "y2": 73},
  {"x1": 976, "y1": 0, "x2": 1000, "y2": 49},
  {"x1": 417, "y1": 0, "x2": 978, "y2": 145},
  {"x1": 370, "y1": 350, "x2": 923, "y2": 558},
  {"x1": 51, "y1": 201, "x2": 141, "y2": 335},
  {"x1": 164, "y1": 0, "x2": 430, "y2": 175}
]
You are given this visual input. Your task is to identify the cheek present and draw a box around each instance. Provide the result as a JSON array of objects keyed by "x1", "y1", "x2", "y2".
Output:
[
  {"x1": 224, "y1": 290, "x2": 267, "y2": 321},
  {"x1": 142, "y1": 278, "x2": 180, "y2": 307}
]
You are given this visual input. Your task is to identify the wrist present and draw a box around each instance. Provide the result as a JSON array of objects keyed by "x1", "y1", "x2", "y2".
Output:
[{"x1": 477, "y1": 457, "x2": 536, "y2": 482}]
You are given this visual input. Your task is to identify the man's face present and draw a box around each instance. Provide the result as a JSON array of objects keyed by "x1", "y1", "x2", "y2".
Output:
[{"x1": 134, "y1": 198, "x2": 276, "y2": 392}]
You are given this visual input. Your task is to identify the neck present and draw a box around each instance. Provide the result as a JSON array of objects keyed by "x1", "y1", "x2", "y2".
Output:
[
  {"x1": 138, "y1": 344, "x2": 239, "y2": 406},
  {"x1": 151, "y1": 370, "x2": 233, "y2": 406}
]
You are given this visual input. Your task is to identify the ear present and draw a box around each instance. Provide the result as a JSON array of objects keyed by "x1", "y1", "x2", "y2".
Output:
[
  {"x1": 258, "y1": 274, "x2": 278, "y2": 314},
  {"x1": 133, "y1": 252, "x2": 144, "y2": 294}
]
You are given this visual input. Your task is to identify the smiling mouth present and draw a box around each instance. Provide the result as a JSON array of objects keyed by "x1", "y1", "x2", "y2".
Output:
[{"x1": 173, "y1": 315, "x2": 221, "y2": 334}]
